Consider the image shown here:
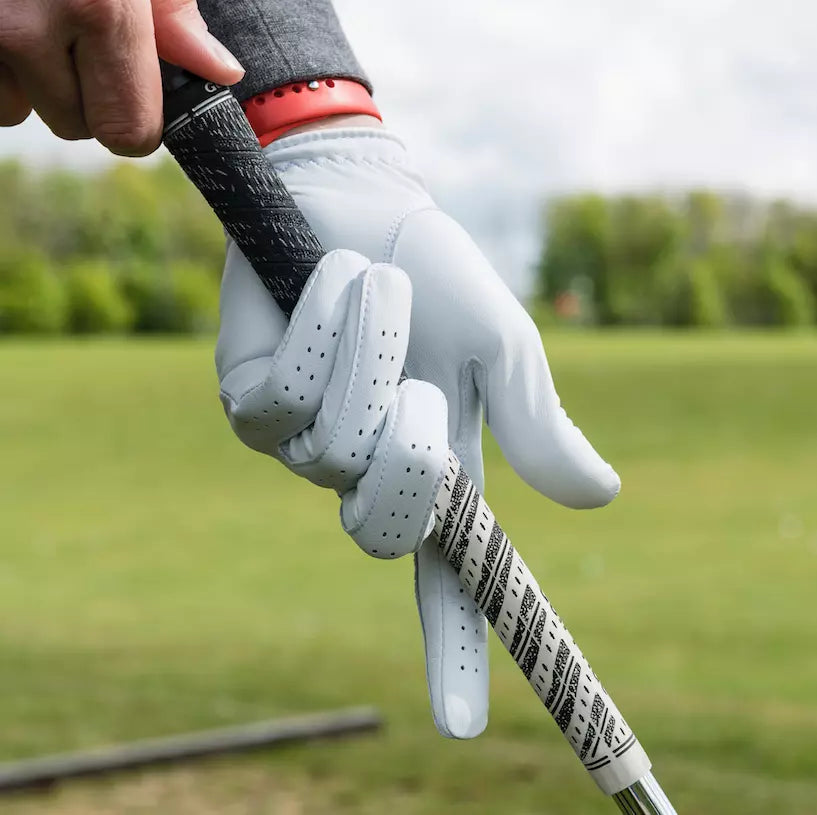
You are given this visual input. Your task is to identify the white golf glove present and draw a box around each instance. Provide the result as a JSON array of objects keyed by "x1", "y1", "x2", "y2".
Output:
[{"x1": 218, "y1": 126, "x2": 621, "y2": 740}]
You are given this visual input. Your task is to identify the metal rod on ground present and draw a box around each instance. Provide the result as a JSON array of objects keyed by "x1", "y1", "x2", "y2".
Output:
[{"x1": 0, "y1": 707, "x2": 383, "y2": 794}]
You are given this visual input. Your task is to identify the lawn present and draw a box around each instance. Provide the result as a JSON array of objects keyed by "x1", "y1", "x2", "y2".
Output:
[{"x1": 1, "y1": 332, "x2": 816, "y2": 814}]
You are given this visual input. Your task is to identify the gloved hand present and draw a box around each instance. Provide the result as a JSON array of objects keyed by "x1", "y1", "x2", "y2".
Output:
[
  {"x1": 220, "y1": 126, "x2": 621, "y2": 740},
  {"x1": 218, "y1": 128, "x2": 619, "y2": 738}
]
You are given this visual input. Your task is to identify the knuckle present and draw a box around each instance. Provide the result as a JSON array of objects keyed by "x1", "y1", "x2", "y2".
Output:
[
  {"x1": 66, "y1": 0, "x2": 126, "y2": 28},
  {"x1": 0, "y1": 11, "x2": 48, "y2": 57}
]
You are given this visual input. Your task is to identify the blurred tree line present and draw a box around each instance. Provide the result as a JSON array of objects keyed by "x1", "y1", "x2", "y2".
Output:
[
  {"x1": 0, "y1": 158, "x2": 223, "y2": 334},
  {"x1": 539, "y1": 191, "x2": 817, "y2": 327}
]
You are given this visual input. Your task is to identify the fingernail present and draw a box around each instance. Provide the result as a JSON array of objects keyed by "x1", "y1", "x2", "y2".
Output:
[{"x1": 205, "y1": 32, "x2": 245, "y2": 76}]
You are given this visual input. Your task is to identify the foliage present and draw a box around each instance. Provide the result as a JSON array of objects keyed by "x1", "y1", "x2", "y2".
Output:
[
  {"x1": 539, "y1": 190, "x2": 817, "y2": 327},
  {"x1": 0, "y1": 157, "x2": 223, "y2": 335},
  {"x1": 65, "y1": 260, "x2": 133, "y2": 333},
  {"x1": 0, "y1": 249, "x2": 67, "y2": 334}
]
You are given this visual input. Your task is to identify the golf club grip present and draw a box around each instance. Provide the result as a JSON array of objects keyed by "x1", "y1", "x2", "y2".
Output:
[{"x1": 160, "y1": 70, "x2": 651, "y2": 797}]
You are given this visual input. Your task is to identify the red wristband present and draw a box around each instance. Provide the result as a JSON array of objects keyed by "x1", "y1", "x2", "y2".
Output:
[{"x1": 242, "y1": 78, "x2": 382, "y2": 147}]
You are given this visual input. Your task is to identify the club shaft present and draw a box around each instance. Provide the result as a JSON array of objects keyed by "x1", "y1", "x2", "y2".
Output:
[{"x1": 614, "y1": 772, "x2": 678, "y2": 814}]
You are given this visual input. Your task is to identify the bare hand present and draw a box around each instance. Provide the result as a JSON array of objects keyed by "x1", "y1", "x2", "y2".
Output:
[{"x1": 0, "y1": 0, "x2": 244, "y2": 156}]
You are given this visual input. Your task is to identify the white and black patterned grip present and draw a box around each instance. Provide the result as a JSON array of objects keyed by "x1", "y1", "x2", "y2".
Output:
[
  {"x1": 434, "y1": 451, "x2": 650, "y2": 795},
  {"x1": 161, "y1": 69, "x2": 651, "y2": 798}
]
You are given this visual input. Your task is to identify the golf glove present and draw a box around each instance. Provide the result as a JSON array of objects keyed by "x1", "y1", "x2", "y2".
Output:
[{"x1": 220, "y1": 126, "x2": 621, "y2": 740}]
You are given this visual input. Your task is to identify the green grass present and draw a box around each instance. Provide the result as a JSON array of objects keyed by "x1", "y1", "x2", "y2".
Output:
[{"x1": 1, "y1": 332, "x2": 816, "y2": 814}]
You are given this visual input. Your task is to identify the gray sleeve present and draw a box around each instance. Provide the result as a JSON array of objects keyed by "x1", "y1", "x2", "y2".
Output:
[{"x1": 196, "y1": 0, "x2": 370, "y2": 102}]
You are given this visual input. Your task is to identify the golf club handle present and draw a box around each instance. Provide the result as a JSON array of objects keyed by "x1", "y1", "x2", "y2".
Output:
[
  {"x1": 160, "y1": 64, "x2": 322, "y2": 318},
  {"x1": 160, "y1": 66, "x2": 674, "y2": 810}
]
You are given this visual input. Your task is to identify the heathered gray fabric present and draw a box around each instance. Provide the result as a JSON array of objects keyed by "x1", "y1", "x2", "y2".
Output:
[{"x1": 197, "y1": 0, "x2": 370, "y2": 102}]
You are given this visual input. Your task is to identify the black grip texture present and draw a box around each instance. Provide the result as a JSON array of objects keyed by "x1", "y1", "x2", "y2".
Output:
[{"x1": 161, "y1": 75, "x2": 323, "y2": 317}]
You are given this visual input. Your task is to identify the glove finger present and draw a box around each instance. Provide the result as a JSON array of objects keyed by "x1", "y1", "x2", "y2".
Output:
[
  {"x1": 484, "y1": 311, "x2": 620, "y2": 509},
  {"x1": 415, "y1": 538, "x2": 489, "y2": 739},
  {"x1": 217, "y1": 247, "x2": 368, "y2": 456},
  {"x1": 284, "y1": 263, "x2": 411, "y2": 493},
  {"x1": 341, "y1": 378, "x2": 447, "y2": 559}
]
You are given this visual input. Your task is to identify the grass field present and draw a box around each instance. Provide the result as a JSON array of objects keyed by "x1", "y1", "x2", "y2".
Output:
[{"x1": 1, "y1": 332, "x2": 816, "y2": 814}]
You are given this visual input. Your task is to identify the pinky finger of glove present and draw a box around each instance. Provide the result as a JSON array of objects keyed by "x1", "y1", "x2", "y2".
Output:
[{"x1": 341, "y1": 379, "x2": 448, "y2": 560}]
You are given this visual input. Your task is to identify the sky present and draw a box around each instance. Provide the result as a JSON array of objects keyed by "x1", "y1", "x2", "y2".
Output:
[{"x1": 0, "y1": 0, "x2": 815, "y2": 296}]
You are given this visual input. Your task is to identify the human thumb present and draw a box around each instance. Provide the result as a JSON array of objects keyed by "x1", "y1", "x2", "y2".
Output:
[
  {"x1": 152, "y1": 0, "x2": 245, "y2": 85},
  {"x1": 484, "y1": 313, "x2": 620, "y2": 509}
]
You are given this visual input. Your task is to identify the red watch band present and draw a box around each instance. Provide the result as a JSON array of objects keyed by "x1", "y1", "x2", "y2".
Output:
[{"x1": 242, "y1": 78, "x2": 382, "y2": 147}]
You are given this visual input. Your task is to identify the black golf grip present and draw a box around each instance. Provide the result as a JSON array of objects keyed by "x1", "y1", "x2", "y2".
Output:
[
  {"x1": 161, "y1": 63, "x2": 322, "y2": 317},
  {"x1": 160, "y1": 65, "x2": 653, "y2": 798}
]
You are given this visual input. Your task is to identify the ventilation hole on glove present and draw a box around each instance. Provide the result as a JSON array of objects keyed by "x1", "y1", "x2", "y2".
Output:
[
  {"x1": 273, "y1": 90, "x2": 284, "y2": 98},
  {"x1": 317, "y1": 324, "x2": 321, "y2": 330},
  {"x1": 406, "y1": 467, "x2": 411, "y2": 473},
  {"x1": 372, "y1": 549, "x2": 378, "y2": 553},
  {"x1": 262, "y1": 409, "x2": 268, "y2": 414},
  {"x1": 332, "y1": 331, "x2": 337, "y2": 337},
  {"x1": 366, "y1": 454, "x2": 371, "y2": 460},
  {"x1": 420, "y1": 470, "x2": 425, "y2": 476},
  {"x1": 396, "y1": 534, "x2": 401, "y2": 539},
  {"x1": 275, "y1": 419, "x2": 280, "y2": 423},
  {"x1": 351, "y1": 452, "x2": 356, "y2": 458},
  {"x1": 378, "y1": 353, "x2": 382, "y2": 359},
  {"x1": 373, "y1": 379, "x2": 377, "y2": 385},
  {"x1": 386, "y1": 380, "x2": 390, "y2": 386},
  {"x1": 320, "y1": 352, "x2": 325, "y2": 358},
  {"x1": 284, "y1": 386, "x2": 289, "y2": 391},
  {"x1": 411, "y1": 443, "x2": 416, "y2": 449},
  {"x1": 394, "y1": 331, "x2": 397, "y2": 338},
  {"x1": 382, "y1": 532, "x2": 387, "y2": 538},
  {"x1": 307, "y1": 346, "x2": 311, "y2": 352},
  {"x1": 461, "y1": 626, "x2": 465, "y2": 631},
  {"x1": 367, "y1": 404, "x2": 371, "y2": 411},
  {"x1": 274, "y1": 401, "x2": 279, "y2": 406},
  {"x1": 412, "y1": 492, "x2": 417, "y2": 498},
  {"x1": 404, "y1": 514, "x2": 408, "y2": 519},
  {"x1": 390, "y1": 552, "x2": 396, "y2": 556},
  {"x1": 460, "y1": 666, "x2": 464, "y2": 671},
  {"x1": 379, "y1": 405, "x2": 383, "y2": 412},
  {"x1": 292, "y1": 85, "x2": 302, "y2": 93},
  {"x1": 358, "y1": 429, "x2": 363, "y2": 436},
  {"x1": 475, "y1": 648, "x2": 478, "y2": 653},
  {"x1": 460, "y1": 606, "x2": 465, "y2": 611},
  {"x1": 296, "y1": 365, "x2": 300, "y2": 371},
  {"x1": 461, "y1": 646, "x2": 465, "y2": 651},
  {"x1": 381, "y1": 330, "x2": 386, "y2": 337},
  {"x1": 341, "y1": 469, "x2": 346, "y2": 474},
  {"x1": 399, "y1": 490, "x2": 404, "y2": 496},
  {"x1": 287, "y1": 411, "x2": 292, "y2": 415},
  {"x1": 309, "y1": 374, "x2": 314, "y2": 380},
  {"x1": 427, "y1": 445, "x2": 431, "y2": 451},
  {"x1": 475, "y1": 668, "x2": 479, "y2": 673},
  {"x1": 459, "y1": 588, "x2": 464, "y2": 594},
  {"x1": 299, "y1": 395, "x2": 304, "y2": 401},
  {"x1": 391, "y1": 512, "x2": 395, "y2": 517}
]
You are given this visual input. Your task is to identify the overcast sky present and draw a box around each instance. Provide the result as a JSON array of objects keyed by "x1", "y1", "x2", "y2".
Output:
[{"x1": 0, "y1": 0, "x2": 814, "y2": 296}]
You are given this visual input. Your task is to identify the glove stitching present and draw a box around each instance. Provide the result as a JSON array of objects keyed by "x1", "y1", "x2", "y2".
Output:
[
  {"x1": 383, "y1": 206, "x2": 439, "y2": 264},
  {"x1": 272, "y1": 155, "x2": 404, "y2": 175}
]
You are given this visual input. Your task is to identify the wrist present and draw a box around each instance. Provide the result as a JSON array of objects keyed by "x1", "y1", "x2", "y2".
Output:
[{"x1": 242, "y1": 78, "x2": 382, "y2": 146}]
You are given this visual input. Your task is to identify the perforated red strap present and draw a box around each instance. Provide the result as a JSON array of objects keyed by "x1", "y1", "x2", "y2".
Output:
[{"x1": 242, "y1": 79, "x2": 382, "y2": 146}]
